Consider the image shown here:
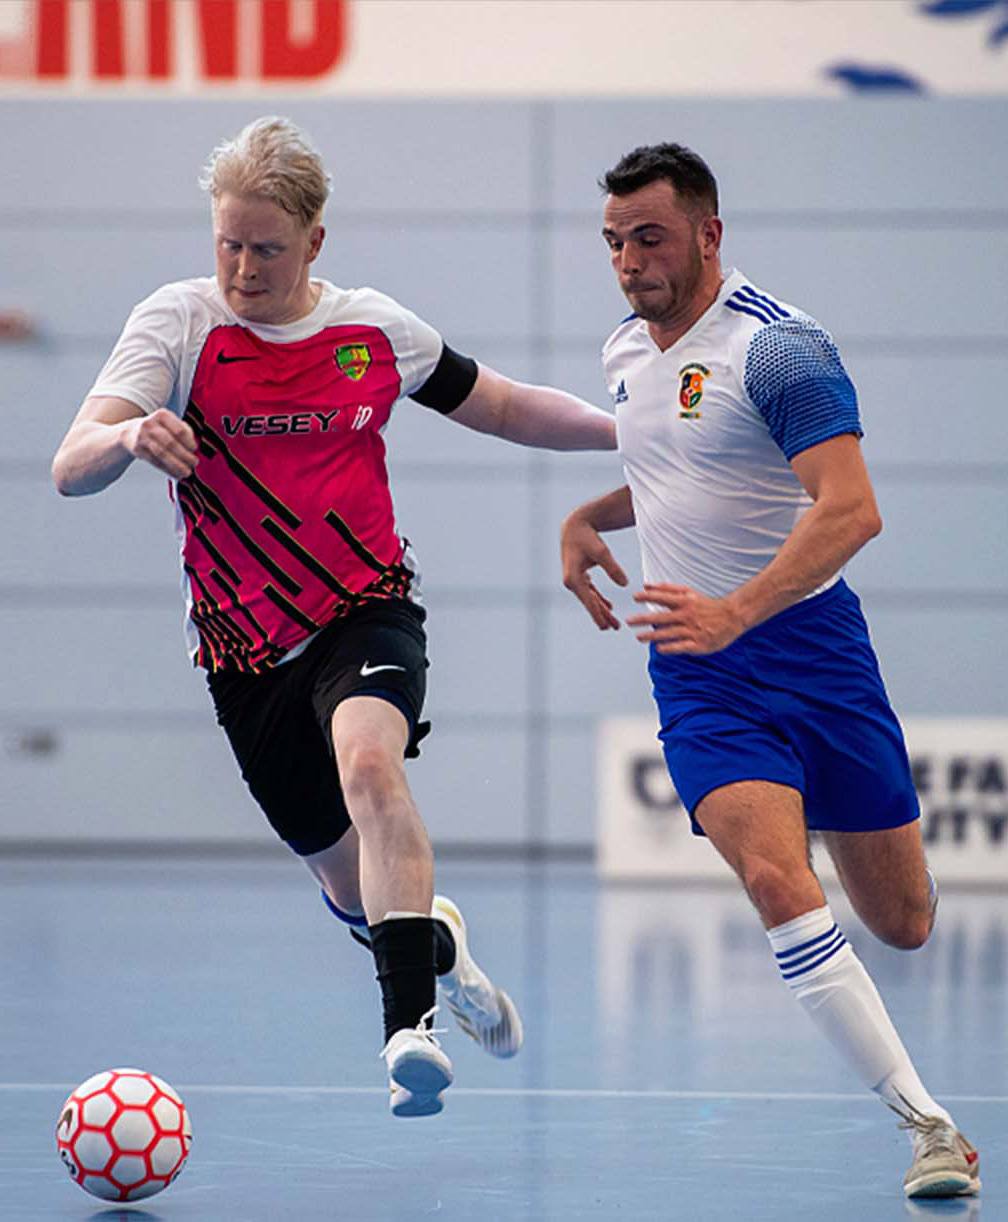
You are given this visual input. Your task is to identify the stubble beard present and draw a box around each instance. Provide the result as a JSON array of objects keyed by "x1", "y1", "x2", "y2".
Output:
[{"x1": 628, "y1": 248, "x2": 704, "y2": 328}]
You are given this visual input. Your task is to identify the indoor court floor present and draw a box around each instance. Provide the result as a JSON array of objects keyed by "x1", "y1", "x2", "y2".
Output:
[{"x1": 1, "y1": 857, "x2": 1002, "y2": 1220}]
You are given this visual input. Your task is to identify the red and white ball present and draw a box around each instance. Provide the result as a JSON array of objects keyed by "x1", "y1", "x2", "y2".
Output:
[{"x1": 55, "y1": 1067, "x2": 192, "y2": 1201}]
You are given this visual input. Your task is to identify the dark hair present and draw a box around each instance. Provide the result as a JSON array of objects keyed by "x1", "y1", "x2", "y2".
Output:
[{"x1": 600, "y1": 143, "x2": 719, "y2": 216}]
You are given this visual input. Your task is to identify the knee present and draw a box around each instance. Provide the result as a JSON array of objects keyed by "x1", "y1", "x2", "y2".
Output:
[
  {"x1": 859, "y1": 876, "x2": 936, "y2": 950},
  {"x1": 742, "y1": 857, "x2": 822, "y2": 928},
  {"x1": 874, "y1": 909, "x2": 934, "y2": 952},
  {"x1": 336, "y1": 740, "x2": 407, "y2": 819}
]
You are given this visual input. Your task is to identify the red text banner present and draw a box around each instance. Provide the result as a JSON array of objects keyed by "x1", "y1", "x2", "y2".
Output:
[{"x1": 1, "y1": 0, "x2": 347, "y2": 87}]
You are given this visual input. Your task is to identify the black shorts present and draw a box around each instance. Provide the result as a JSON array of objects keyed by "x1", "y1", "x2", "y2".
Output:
[{"x1": 207, "y1": 599, "x2": 430, "y2": 856}]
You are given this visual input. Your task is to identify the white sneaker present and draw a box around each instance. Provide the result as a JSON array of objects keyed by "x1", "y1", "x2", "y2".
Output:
[
  {"x1": 433, "y1": 895, "x2": 524, "y2": 1059},
  {"x1": 891, "y1": 1097, "x2": 981, "y2": 1199},
  {"x1": 380, "y1": 1007, "x2": 453, "y2": 1118}
]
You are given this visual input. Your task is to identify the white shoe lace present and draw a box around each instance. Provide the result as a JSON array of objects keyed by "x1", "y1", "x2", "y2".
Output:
[
  {"x1": 417, "y1": 1004, "x2": 448, "y2": 1041},
  {"x1": 380, "y1": 1005, "x2": 448, "y2": 1060},
  {"x1": 887, "y1": 1093, "x2": 961, "y2": 1160}
]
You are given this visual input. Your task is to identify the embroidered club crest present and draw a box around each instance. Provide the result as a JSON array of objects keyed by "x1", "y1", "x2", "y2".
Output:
[
  {"x1": 678, "y1": 362, "x2": 710, "y2": 418},
  {"x1": 335, "y1": 344, "x2": 372, "y2": 381}
]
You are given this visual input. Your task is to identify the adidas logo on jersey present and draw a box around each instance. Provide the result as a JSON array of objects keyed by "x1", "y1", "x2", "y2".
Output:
[{"x1": 613, "y1": 379, "x2": 628, "y2": 404}]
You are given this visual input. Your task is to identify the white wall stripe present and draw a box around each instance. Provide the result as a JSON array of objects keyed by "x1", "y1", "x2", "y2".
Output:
[{"x1": 6, "y1": 1083, "x2": 1007, "y2": 1104}]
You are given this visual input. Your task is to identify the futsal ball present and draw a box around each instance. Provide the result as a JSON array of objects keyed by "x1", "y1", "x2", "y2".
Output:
[{"x1": 55, "y1": 1067, "x2": 192, "y2": 1201}]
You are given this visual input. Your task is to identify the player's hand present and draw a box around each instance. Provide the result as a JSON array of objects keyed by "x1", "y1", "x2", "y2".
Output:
[
  {"x1": 120, "y1": 410, "x2": 199, "y2": 480},
  {"x1": 561, "y1": 511, "x2": 628, "y2": 630},
  {"x1": 626, "y1": 583, "x2": 745, "y2": 654}
]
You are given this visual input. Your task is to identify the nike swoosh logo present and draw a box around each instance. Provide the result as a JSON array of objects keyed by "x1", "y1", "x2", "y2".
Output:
[
  {"x1": 217, "y1": 352, "x2": 258, "y2": 364},
  {"x1": 360, "y1": 662, "x2": 406, "y2": 677}
]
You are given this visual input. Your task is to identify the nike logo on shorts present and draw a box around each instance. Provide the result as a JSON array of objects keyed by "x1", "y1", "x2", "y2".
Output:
[{"x1": 360, "y1": 661, "x2": 406, "y2": 677}]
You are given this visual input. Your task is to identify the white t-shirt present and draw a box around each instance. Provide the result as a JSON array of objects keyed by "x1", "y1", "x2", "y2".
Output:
[{"x1": 604, "y1": 269, "x2": 862, "y2": 600}]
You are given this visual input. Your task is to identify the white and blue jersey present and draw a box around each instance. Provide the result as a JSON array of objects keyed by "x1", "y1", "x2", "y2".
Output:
[
  {"x1": 605, "y1": 268, "x2": 862, "y2": 600},
  {"x1": 605, "y1": 269, "x2": 918, "y2": 834}
]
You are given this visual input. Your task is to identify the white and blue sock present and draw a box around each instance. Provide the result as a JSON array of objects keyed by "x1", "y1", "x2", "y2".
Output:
[{"x1": 768, "y1": 904, "x2": 953, "y2": 1129}]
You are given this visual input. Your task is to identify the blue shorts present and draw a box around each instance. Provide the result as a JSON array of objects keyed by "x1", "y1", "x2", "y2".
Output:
[{"x1": 648, "y1": 580, "x2": 919, "y2": 836}]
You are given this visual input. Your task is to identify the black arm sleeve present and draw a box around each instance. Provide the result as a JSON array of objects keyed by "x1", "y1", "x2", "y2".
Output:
[{"x1": 409, "y1": 343, "x2": 479, "y2": 415}]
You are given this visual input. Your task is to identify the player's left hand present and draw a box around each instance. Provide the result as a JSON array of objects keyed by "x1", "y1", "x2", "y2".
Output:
[{"x1": 626, "y1": 583, "x2": 745, "y2": 655}]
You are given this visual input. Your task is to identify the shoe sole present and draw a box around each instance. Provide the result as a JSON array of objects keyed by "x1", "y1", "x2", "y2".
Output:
[
  {"x1": 388, "y1": 1052, "x2": 453, "y2": 1118},
  {"x1": 390, "y1": 1086, "x2": 444, "y2": 1118},
  {"x1": 905, "y1": 1172, "x2": 980, "y2": 1199}
]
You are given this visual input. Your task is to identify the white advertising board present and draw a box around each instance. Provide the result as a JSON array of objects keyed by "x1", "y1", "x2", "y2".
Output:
[
  {"x1": 2, "y1": 0, "x2": 1007, "y2": 97},
  {"x1": 598, "y1": 716, "x2": 1008, "y2": 886}
]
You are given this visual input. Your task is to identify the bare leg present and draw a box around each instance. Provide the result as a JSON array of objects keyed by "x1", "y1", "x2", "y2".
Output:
[
  {"x1": 693, "y1": 779, "x2": 825, "y2": 927},
  {"x1": 820, "y1": 823, "x2": 934, "y2": 950},
  {"x1": 329, "y1": 695, "x2": 433, "y2": 923},
  {"x1": 302, "y1": 825, "x2": 363, "y2": 915}
]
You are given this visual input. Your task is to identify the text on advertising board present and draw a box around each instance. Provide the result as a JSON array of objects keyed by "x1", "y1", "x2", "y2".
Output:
[{"x1": 2, "y1": 0, "x2": 347, "y2": 82}]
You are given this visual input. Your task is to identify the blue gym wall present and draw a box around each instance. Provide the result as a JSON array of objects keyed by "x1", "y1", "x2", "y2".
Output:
[{"x1": 2, "y1": 98, "x2": 1006, "y2": 851}]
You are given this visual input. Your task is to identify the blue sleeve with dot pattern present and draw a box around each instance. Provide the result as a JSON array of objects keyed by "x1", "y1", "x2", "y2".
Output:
[{"x1": 743, "y1": 318, "x2": 862, "y2": 461}]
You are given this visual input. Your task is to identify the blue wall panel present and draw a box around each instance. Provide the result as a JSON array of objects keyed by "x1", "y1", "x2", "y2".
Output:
[
  {"x1": 856, "y1": 356, "x2": 1008, "y2": 467},
  {"x1": 548, "y1": 100, "x2": 1008, "y2": 213},
  {"x1": 390, "y1": 468, "x2": 535, "y2": 593},
  {"x1": 423, "y1": 604, "x2": 531, "y2": 720},
  {"x1": 0, "y1": 607, "x2": 204, "y2": 715},
  {"x1": 0, "y1": 100, "x2": 538, "y2": 214},
  {"x1": 847, "y1": 479, "x2": 1008, "y2": 594},
  {"x1": 862, "y1": 605, "x2": 1008, "y2": 717},
  {"x1": 1, "y1": 348, "x2": 112, "y2": 462},
  {"x1": 408, "y1": 727, "x2": 529, "y2": 847},
  {"x1": 1, "y1": 97, "x2": 1005, "y2": 850},
  {"x1": 6, "y1": 727, "x2": 269, "y2": 844},
  {"x1": 544, "y1": 601, "x2": 652, "y2": 720},
  {"x1": 4, "y1": 470, "x2": 179, "y2": 588}
]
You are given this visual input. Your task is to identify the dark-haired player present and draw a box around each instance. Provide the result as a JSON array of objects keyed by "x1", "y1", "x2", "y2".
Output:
[{"x1": 560, "y1": 142, "x2": 978, "y2": 1199}]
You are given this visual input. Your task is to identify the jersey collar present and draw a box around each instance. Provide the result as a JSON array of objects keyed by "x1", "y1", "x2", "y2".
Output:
[
  {"x1": 218, "y1": 279, "x2": 348, "y2": 344},
  {"x1": 645, "y1": 267, "x2": 746, "y2": 354}
]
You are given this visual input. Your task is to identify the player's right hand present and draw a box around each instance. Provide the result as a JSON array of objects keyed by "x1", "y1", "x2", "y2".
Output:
[
  {"x1": 561, "y1": 512, "x2": 628, "y2": 631},
  {"x1": 121, "y1": 409, "x2": 199, "y2": 480}
]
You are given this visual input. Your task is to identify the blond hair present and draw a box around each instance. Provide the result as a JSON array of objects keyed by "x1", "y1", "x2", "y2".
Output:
[{"x1": 199, "y1": 116, "x2": 331, "y2": 228}]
